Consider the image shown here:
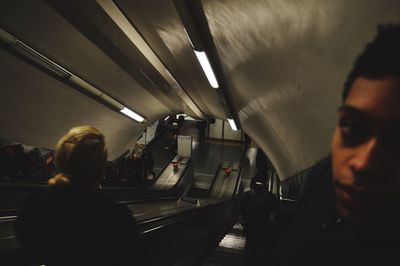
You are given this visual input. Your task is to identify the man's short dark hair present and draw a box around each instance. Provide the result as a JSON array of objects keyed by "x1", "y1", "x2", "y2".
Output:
[{"x1": 343, "y1": 23, "x2": 400, "y2": 101}]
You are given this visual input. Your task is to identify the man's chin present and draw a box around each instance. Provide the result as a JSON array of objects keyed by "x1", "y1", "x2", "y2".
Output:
[
  {"x1": 337, "y1": 201, "x2": 350, "y2": 218},
  {"x1": 336, "y1": 201, "x2": 362, "y2": 223}
]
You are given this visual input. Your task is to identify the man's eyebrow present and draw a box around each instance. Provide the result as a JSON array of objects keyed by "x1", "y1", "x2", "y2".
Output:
[{"x1": 337, "y1": 105, "x2": 370, "y2": 119}]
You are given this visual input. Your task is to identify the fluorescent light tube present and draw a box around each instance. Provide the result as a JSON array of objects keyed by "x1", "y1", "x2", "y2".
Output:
[
  {"x1": 13, "y1": 41, "x2": 71, "y2": 78},
  {"x1": 0, "y1": 28, "x2": 71, "y2": 78},
  {"x1": 227, "y1": 119, "x2": 237, "y2": 131},
  {"x1": 0, "y1": 26, "x2": 146, "y2": 124},
  {"x1": 120, "y1": 107, "x2": 145, "y2": 122},
  {"x1": 194, "y1": 50, "x2": 219, "y2": 89}
]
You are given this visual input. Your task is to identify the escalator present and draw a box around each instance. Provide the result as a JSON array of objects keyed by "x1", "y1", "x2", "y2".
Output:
[
  {"x1": 1, "y1": 120, "x2": 249, "y2": 265},
  {"x1": 185, "y1": 166, "x2": 219, "y2": 199},
  {"x1": 136, "y1": 200, "x2": 240, "y2": 266},
  {"x1": 0, "y1": 158, "x2": 244, "y2": 266}
]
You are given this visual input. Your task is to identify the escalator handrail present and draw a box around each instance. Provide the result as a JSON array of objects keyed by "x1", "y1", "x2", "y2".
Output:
[
  {"x1": 232, "y1": 165, "x2": 244, "y2": 201},
  {"x1": 137, "y1": 200, "x2": 231, "y2": 235},
  {"x1": 204, "y1": 163, "x2": 222, "y2": 197}
]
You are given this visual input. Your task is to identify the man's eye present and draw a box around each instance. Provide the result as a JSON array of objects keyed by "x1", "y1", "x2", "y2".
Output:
[
  {"x1": 339, "y1": 117, "x2": 368, "y2": 144},
  {"x1": 339, "y1": 118, "x2": 355, "y2": 133},
  {"x1": 340, "y1": 121, "x2": 355, "y2": 135}
]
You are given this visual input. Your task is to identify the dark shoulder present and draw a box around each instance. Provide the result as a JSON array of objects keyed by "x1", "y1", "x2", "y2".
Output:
[
  {"x1": 15, "y1": 187, "x2": 58, "y2": 244},
  {"x1": 303, "y1": 155, "x2": 332, "y2": 197},
  {"x1": 71, "y1": 188, "x2": 134, "y2": 219},
  {"x1": 18, "y1": 186, "x2": 132, "y2": 221},
  {"x1": 17, "y1": 187, "x2": 57, "y2": 221}
]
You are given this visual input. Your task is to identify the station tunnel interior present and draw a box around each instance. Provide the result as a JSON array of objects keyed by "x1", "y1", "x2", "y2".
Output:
[{"x1": 1, "y1": 0, "x2": 400, "y2": 265}]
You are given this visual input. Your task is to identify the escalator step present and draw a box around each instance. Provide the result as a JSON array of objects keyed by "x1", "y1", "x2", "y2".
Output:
[{"x1": 202, "y1": 223, "x2": 245, "y2": 266}]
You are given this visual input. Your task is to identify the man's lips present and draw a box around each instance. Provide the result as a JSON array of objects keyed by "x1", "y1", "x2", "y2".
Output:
[{"x1": 334, "y1": 182, "x2": 366, "y2": 209}]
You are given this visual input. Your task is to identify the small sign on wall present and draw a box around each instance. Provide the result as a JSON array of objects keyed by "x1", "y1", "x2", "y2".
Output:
[
  {"x1": 208, "y1": 118, "x2": 223, "y2": 139},
  {"x1": 178, "y1": 135, "x2": 192, "y2": 158}
]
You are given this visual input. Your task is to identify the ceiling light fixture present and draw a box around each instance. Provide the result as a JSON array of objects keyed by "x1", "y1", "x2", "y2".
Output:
[
  {"x1": 120, "y1": 107, "x2": 145, "y2": 122},
  {"x1": 172, "y1": 0, "x2": 241, "y2": 130},
  {"x1": 97, "y1": 0, "x2": 204, "y2": 119},
  {"x1": 0, "y1": 27, "x2": 146, "y2": 123},
  {"x1": 194, "y1": 50, "x2": 219, "y2": 89},
  {"x1": 0, "y1": 28, "x2": 71, "y2": 78},
  {"x1": 227, "y1": 119, "x2": 237, "y2": 131}
]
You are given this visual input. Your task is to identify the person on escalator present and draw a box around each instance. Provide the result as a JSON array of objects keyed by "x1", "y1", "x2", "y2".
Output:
[
  {"x1": 255, "y1": 148, "x2": 270, "y2": 182},
  {"x1": 15, "y1": 126, "x2": 149, "y2": 266},
  {"x1": 177, "y1": 115, "x2": 185, "y2": 133},
  {"x1": 167, "y1": 134, "x2": 178, "y2": 159},
  {"x1": 196, "y1": 120, "x2": 207, "y2": 142},
  {"x1": 2, "y1": 144, "x2": 32, "y2": 179},
  {"x1": 126, "y1": 149, "x2": 144, "y2": 187},
  {"x1": 240, "y1": 176, "x2": 281, "y2": 266},
  {"x1": 141, "y1": 147, "x2": 155, "y2": 184},
  {"x1": 274, "y1": 23, "x2": 400, "y2": 266}
]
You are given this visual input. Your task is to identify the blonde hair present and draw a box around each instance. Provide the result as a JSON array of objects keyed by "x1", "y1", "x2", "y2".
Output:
[{"x1": 48, "y1": 126, "x2": 107, "y2": 189}]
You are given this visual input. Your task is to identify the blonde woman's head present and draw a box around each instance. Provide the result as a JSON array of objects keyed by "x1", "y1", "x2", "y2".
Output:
[{"x1": 48, "y1": 126, "x2": 107, "y2": 189}]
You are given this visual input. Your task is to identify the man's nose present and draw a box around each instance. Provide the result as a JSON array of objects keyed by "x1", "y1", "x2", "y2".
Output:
[{"x1": 349, "y1": 137, "x2": 380, "y2": 174}]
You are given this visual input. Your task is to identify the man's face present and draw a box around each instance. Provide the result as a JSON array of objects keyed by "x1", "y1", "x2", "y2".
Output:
[{"x1": 331, "y1": 77, "x2": 400, "y2": 223}]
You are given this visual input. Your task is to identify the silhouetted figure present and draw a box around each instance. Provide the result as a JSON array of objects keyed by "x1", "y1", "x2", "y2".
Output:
[
  {"x1": 253, "y1": 169, "x2": 268, "y2": 186},
  {"x1": 172, "y1": 121, "x2": 179, "y2": 136},
  {"x1": 142, "y1": 147, "x2": 155, "y2": 183},
  {"x1": 166, "y1": 134, "x2": 178, "y2": 159},
  {"x1": 102, "y1": 161, "x2": 115, "y2": 186},
  {"x1": 2, "y1": 144, "x2": 32, "y2": 179},
  {"x1": 255, "y1": 148, "x2": 270, "y2": 178},
  {"x1": 27, "y1": 148, "x2": 45, "y2": 179},
  {"x1": 244, "y1": 133, "x2": 251, "y2": 150},
  {"x1": 15, "y1": 126, "x2": 148, "y2": 266},
  {"x1": 240, "y1": 178, "x2": 281, "y2": 266},
  {"x1": 177, "y1": 115, "x2": 185, "y2": 131},
  {"x1": 103, "y1": 150, "x2": 130, "y2": 187},
  {"x1": 275, "y1": 24, "x2": 400, "y2": 266},
  {"x1": 196, "y1": 120, "x2": 207, "y2": 142},
  {"x1": 126, "y1": 150, "x2": 144, "y2": 187}
]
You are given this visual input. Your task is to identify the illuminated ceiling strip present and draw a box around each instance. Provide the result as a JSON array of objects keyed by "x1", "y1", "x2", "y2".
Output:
[
  {"x1": 96, "y1": 0, "x2": 204, "y2": 118},
  {"x1": 194, "y1": 50, "x2": 219, "y2": 89},
  {"x1": 0, "y1": 27, "x2": 145, "y2": 123},
  {"x1": 173, "y1": 0, "x2": 239, "y2": 128},
  {"x1": 0, "y1": 28, "x2": 70, "y2": 78},
  {"x1": 120, "y1": 107, "x2": 145, "y2": 122},
  {"x1": 227, "y1": 119, "x2": 237, "y2": 131}
]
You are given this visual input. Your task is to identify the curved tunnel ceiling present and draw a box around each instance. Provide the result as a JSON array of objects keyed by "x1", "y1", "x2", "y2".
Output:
[
  {"x1": 203, "y1": 0, "x2": 400, "y2": 178},
  {"x1": 0, "y1": 0, "x2": 399, "y2": 179}
]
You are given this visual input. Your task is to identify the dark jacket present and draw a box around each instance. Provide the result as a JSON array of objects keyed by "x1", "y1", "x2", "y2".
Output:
[
  {"x1": 240, "y1": 189, "x2": 280, "y2": 242},
  {"x1": 240, "y1": 188, "x2": 281, "y2": 266},
  {"x1": 15, "y1": 186, "x2": 148, "y2": 266},
  {"x1": 275, "y1": 156, "x2": 400, "y2": 266}
]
